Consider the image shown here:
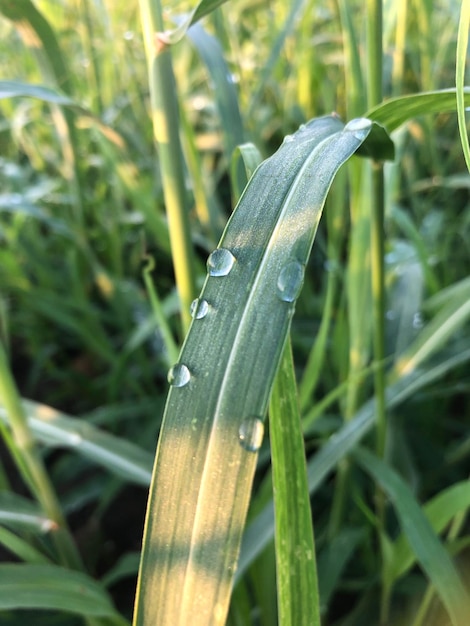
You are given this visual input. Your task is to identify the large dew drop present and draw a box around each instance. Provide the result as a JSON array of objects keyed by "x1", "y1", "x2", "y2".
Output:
[
  {"x1": 207, "y1": 248, "x2": 236, "y2": 277},
  {"x1": 190, "y1": 298, "x2": 209, "y2": 320},
  {"x1": 167, "y1": 363, "x2": 191, "y2": 388},
  {"x1": 238, "y1": 417, "x2": 264, "y2": 452},
  {"x1": 276, "y1": 261, "x2": 305, "y2": 303},
  {"x1": 344, "y1": 117, "x2": 372, "y2": 141}
]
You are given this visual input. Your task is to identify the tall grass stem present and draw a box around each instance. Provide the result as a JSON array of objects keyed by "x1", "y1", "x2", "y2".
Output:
[{"x1": 138, "y1": 0, "x2": 196, "y2": 333}]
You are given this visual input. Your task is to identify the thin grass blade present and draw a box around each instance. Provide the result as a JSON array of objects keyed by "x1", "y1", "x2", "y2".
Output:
[
  {"x1": 354, "y1": 447, "x2": 470, "y2": 626},
  {"x1": 269, "y1": 341, "x2": 320, "y2": 626},
  {"x1": 366, "y1": 88, "x2": 470, "y2": 132},
  {"x1": 456, "y1": 0, "x2": 470, "y2": 172},
  {"x1": 387, "y1": 480, "x2": 470, "y2": 584},
  {"x1": 0, "y1": 400, "x2": 153, "y2": 486}
]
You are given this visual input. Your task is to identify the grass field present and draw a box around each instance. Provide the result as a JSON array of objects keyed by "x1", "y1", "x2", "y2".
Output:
[{"x1": 1, "y1": 1, "x2": 470, "y2": 625}]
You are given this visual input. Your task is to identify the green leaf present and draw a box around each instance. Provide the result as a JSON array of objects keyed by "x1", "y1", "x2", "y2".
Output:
[
  {"x1": 365, "y1": 88, "x2": 470, "y2": 132},
  {"x1": 387, "y1": 481, "x2": 470, "y2": 584},
  {"x1": 133, "y1": 115, "x2": 373, "y2": 626},
  {"x1": 0, "y1": 400, "x2": 153, "y2": 486},
  {"x1": 269, "y1": 341, "x2": 321, "y2": 626},
  {"x1": 354, "y1": 447, "x2": 470, "y2": 626},
  {"x1": 456, "y1": 0, "x2": 470, "y2": 172},
  {"x1": 0, "y1": 563, "x2": 126, "y2": 622},
  {"x1": 394, "y1": 279, "x2": 470, "y2": 377}
]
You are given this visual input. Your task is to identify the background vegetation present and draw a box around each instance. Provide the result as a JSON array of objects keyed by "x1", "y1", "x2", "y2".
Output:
[{"x1": 0, "y1": 0, "x2": 469, "y2": 625}]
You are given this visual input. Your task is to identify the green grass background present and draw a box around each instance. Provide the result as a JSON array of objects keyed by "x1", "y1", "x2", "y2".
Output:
[{"x1": 0, "y1": 0, "x2": 470, "y2": 625}]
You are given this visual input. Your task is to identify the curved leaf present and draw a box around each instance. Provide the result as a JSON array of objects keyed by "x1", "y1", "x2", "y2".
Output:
[
  {"x1": 366, "y1": 88, "x2": 470, "y2": 132},
  {"x1": 0, "y1": 563, "x2": 126, "y2": 623},
  {"x1": 0, "y1": 400, "x2": 153, "y2": 486},
  {"x1": 133, "y1": 115, "x2": 374, "y2": 626}
]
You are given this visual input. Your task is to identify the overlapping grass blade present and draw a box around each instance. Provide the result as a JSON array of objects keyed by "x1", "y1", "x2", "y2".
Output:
[
  {"x1": 0, "y1": 526, "x2": 51, "y2": 564},
  {"x1": 133, "y1": 115, "x2": 377, "y2": 626},
  {"x1": 0, "y1": 400, "x2": 153, "y2": 487},
  {"x1": 0, "y1": 563, "x2": 127, "y2": 623},
  {"x1": 354, "y1": 447, "x2": 470, "y2": 626},
  {"x1": 238, "y1": 347, "x2": 470, "y2": 577},
  {"x1": 0, "y1": 80, "x2": 126, "y2": 147},
  {"x1": 386, "y1": 480, "x2": 470, "y2": 585}
]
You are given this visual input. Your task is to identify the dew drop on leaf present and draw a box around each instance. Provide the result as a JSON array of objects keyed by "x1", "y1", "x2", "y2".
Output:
[
  {"x1": 207, "y1": 248, "x2": 236, "y2": 277},
  {"x1": 239, "y1": 417, "x2": 264, "y2": 452},
  {"x1": 190, "y1": 298, "x2": 209, "y2": 319},
  {"x1": 276, "y1": 260, "x2": 305, "y2": 303},
  {"x1": 167, "y1": 363, "x2": 191, "y2": 387},
  {"x1": 344, "y1": 117, "x2": 372, "y2": 140}
]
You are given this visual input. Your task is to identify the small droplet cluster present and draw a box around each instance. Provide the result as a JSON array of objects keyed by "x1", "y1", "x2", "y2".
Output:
[{"x1": 167, "y1": 244, "x2": 303, "y2": 452}]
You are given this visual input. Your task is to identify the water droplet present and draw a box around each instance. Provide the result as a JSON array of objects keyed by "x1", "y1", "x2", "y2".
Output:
[
  {"x1": 412, "y1": 312, "x2": 424, "y2": 329},
  {"x1": 239, "y1": 417, "x2": 264, "y2": 452},
  {"x1": 207, "y1": 248, "x2": 236, "y2": 277},
  {"x1": 190, "y1": 298, "x2": 209, "y2": 319},
  {"x1": 168, "y1": 363, "x2": 191, "y2": 387},
  {"x1": 283, "y1": 134, "x2": 294, "y2": 144},
  {"x1": 276, "y1": 261, "x2": 305, "y2": 303},
  {"x1": 344, "y1": 117, "x2": 372, "y2": 140},
  {"x1": 68, "y1": 433, "x2": 82, "y2": 446}
]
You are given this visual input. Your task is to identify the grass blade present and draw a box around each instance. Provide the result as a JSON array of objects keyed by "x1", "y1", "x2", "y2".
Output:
[
  {"x1": 0, "y1": 563, "x2": 126, "y2": 623},
  {"x1": 133, "y1": 115, "x2": 374, "y2": 626},
  {"x1": 269, "y1": 340, "x2": 320, "y2": 626},
  {"x1": 354, "y1": 447, "x2": 470, "y2": 626},
  {"x1": 387, "y1": 481, "x2": 470, "y2": 584},
  {"x1": 366, "y1": 88, "x2": 470, "y2": 131},
  {"x1": 456, "y1": 0, "x2": 470, "y2": 172},
  {"x1": 0, "y1": 400, "x2": 153, "y2": 487}
]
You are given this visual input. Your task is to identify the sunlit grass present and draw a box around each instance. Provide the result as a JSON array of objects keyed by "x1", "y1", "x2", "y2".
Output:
[{"x1": 0, "y1": 0, "x2": 469, "y2": 624}]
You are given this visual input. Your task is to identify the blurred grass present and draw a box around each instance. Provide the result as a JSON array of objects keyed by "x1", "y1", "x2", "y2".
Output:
[{"x1": 0, "y1": 0, "x2": 469, "y2": 624}]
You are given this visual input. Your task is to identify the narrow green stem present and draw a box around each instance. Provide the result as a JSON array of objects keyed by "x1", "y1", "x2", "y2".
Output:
[
  {"x1": 138, "y1": 0, "x2": 196, "y2": 333},
  {"x1": 0, "y1": 342, "x2": 82, "y2": 570}
]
